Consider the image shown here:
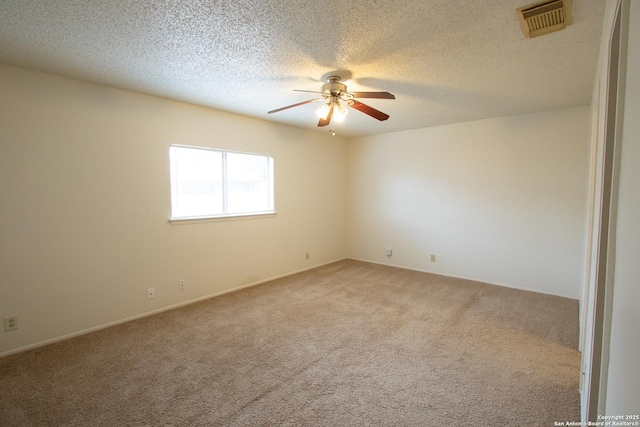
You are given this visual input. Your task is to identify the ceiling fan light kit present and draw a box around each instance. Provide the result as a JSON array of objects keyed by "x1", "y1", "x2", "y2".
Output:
[
  {"x1": 268, "y1": 75, "x2": 395, "y2": 133},
  {"x1": 317, "y1": 99, "x2": 348, "y2": 123}
]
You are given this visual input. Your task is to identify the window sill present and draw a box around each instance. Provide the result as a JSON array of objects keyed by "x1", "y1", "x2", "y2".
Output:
[{"x1": 169, "y1": 212, "x2": 277, "y2": 225}]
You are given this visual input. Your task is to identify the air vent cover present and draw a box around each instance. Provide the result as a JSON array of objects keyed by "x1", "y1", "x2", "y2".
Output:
[{"x1": 516, "y1": 0, "x2": 572, "y2": 38}]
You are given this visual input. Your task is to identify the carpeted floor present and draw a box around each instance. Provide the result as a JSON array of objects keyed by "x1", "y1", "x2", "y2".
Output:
[{"x1": 0, "y1": 259, "x2": 581, "y2": 426}]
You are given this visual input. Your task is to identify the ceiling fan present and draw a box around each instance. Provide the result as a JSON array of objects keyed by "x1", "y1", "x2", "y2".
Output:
[{"x1": 268, "y1": 76, "x2": 395, "y2": 127}]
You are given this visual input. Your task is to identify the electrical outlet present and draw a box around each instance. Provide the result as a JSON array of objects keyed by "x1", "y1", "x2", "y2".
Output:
[
  {"x1": 386, "y1": 248, "x2": 392, "y2": 257},
  {"x1": 305, "y1": 252, "x2": 310, "y2": 260},
  {"x1": 4, "y1": 316, "x2": 18, "y2": 332},
  {"x1": 430, "y1": 254, "x2": 436, "y2": 262},
  {"x1": 147, "y1": 288, "x2": 155, "y2": 299},
  {"x1": 178, "y1": 280, "x2": 186, "y2": 291}
]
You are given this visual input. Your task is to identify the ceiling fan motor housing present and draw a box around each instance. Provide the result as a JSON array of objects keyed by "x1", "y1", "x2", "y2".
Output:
[{"x1": 322, "y1": 76, "x2": 347, "y2": 96}]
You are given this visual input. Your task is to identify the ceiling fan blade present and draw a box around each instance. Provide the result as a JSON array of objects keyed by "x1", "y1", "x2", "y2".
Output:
[
  {"x1": 294, "y1": 89, "x2": 327, "y2": 95},
  {"x1": 348, "y1": 100, "x2": 390, "y2": 121},
  {"x1": 268, "y1": 98, "x2": 323, "y2": 114},
  {"x1": 318, "y1": 105, "x2": 334, "y2": 127},
  {"x1": 350, "y1": 91, "x2": 396, "y2": 99}
]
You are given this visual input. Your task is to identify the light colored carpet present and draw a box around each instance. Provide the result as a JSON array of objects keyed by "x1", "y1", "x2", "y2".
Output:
[{"x1": 0, "y1": 259, "x2": 581, "y2": 426}]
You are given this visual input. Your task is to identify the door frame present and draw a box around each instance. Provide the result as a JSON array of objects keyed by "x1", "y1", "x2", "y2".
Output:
[{"x1": 581, "y1": 0, "x2": 629, "y2": 420}]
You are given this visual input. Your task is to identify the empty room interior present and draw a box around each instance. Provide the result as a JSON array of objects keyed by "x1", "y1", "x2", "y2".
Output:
[{"x1": 1, "y1": 0, "x2": 638, "y2": 425}]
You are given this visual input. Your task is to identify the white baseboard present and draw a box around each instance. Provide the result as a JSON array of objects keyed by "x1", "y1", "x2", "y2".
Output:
[
  {"x1": 0, "y1": 257, "x2": 347, "y2": 359},
  {"x1": 347, "y1": 257, "x2": 578, "y2": 301}
]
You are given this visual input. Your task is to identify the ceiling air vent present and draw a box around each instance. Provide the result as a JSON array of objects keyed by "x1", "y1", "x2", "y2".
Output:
[{"x1": 516, "y1": 0, "x2": 572, "y2": 38}]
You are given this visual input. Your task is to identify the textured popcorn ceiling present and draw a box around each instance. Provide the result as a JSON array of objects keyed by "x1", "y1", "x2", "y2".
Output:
[{"x1": 0, "y1": 1, "x2": 605, "y2": 138}]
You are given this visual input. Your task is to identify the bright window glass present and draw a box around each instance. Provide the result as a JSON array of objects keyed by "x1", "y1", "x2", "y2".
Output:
[{"x1": 170, "y1": 145, "x2": 274, "y2": 220}]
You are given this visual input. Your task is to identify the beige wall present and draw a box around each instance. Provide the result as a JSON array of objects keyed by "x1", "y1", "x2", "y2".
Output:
[
  {"x1": 347, "y1": 107, "x2": 590, "y2": 299},
  {"x1": 0, "y1": 64, "x2": 347, "y2": 356},
  {"x1": 1, "y1": 61, "x2": 595, "y2": 358}
]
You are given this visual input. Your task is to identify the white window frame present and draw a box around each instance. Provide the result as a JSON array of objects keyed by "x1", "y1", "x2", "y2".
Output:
[{"x1": 169, "y1": 144, "x2": 275, "y2": 221}]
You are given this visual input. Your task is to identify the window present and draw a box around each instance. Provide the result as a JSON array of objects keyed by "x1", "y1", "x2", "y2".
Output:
[{"x1": 169, "y1": 145, "x2": 274, "y2": 220}]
